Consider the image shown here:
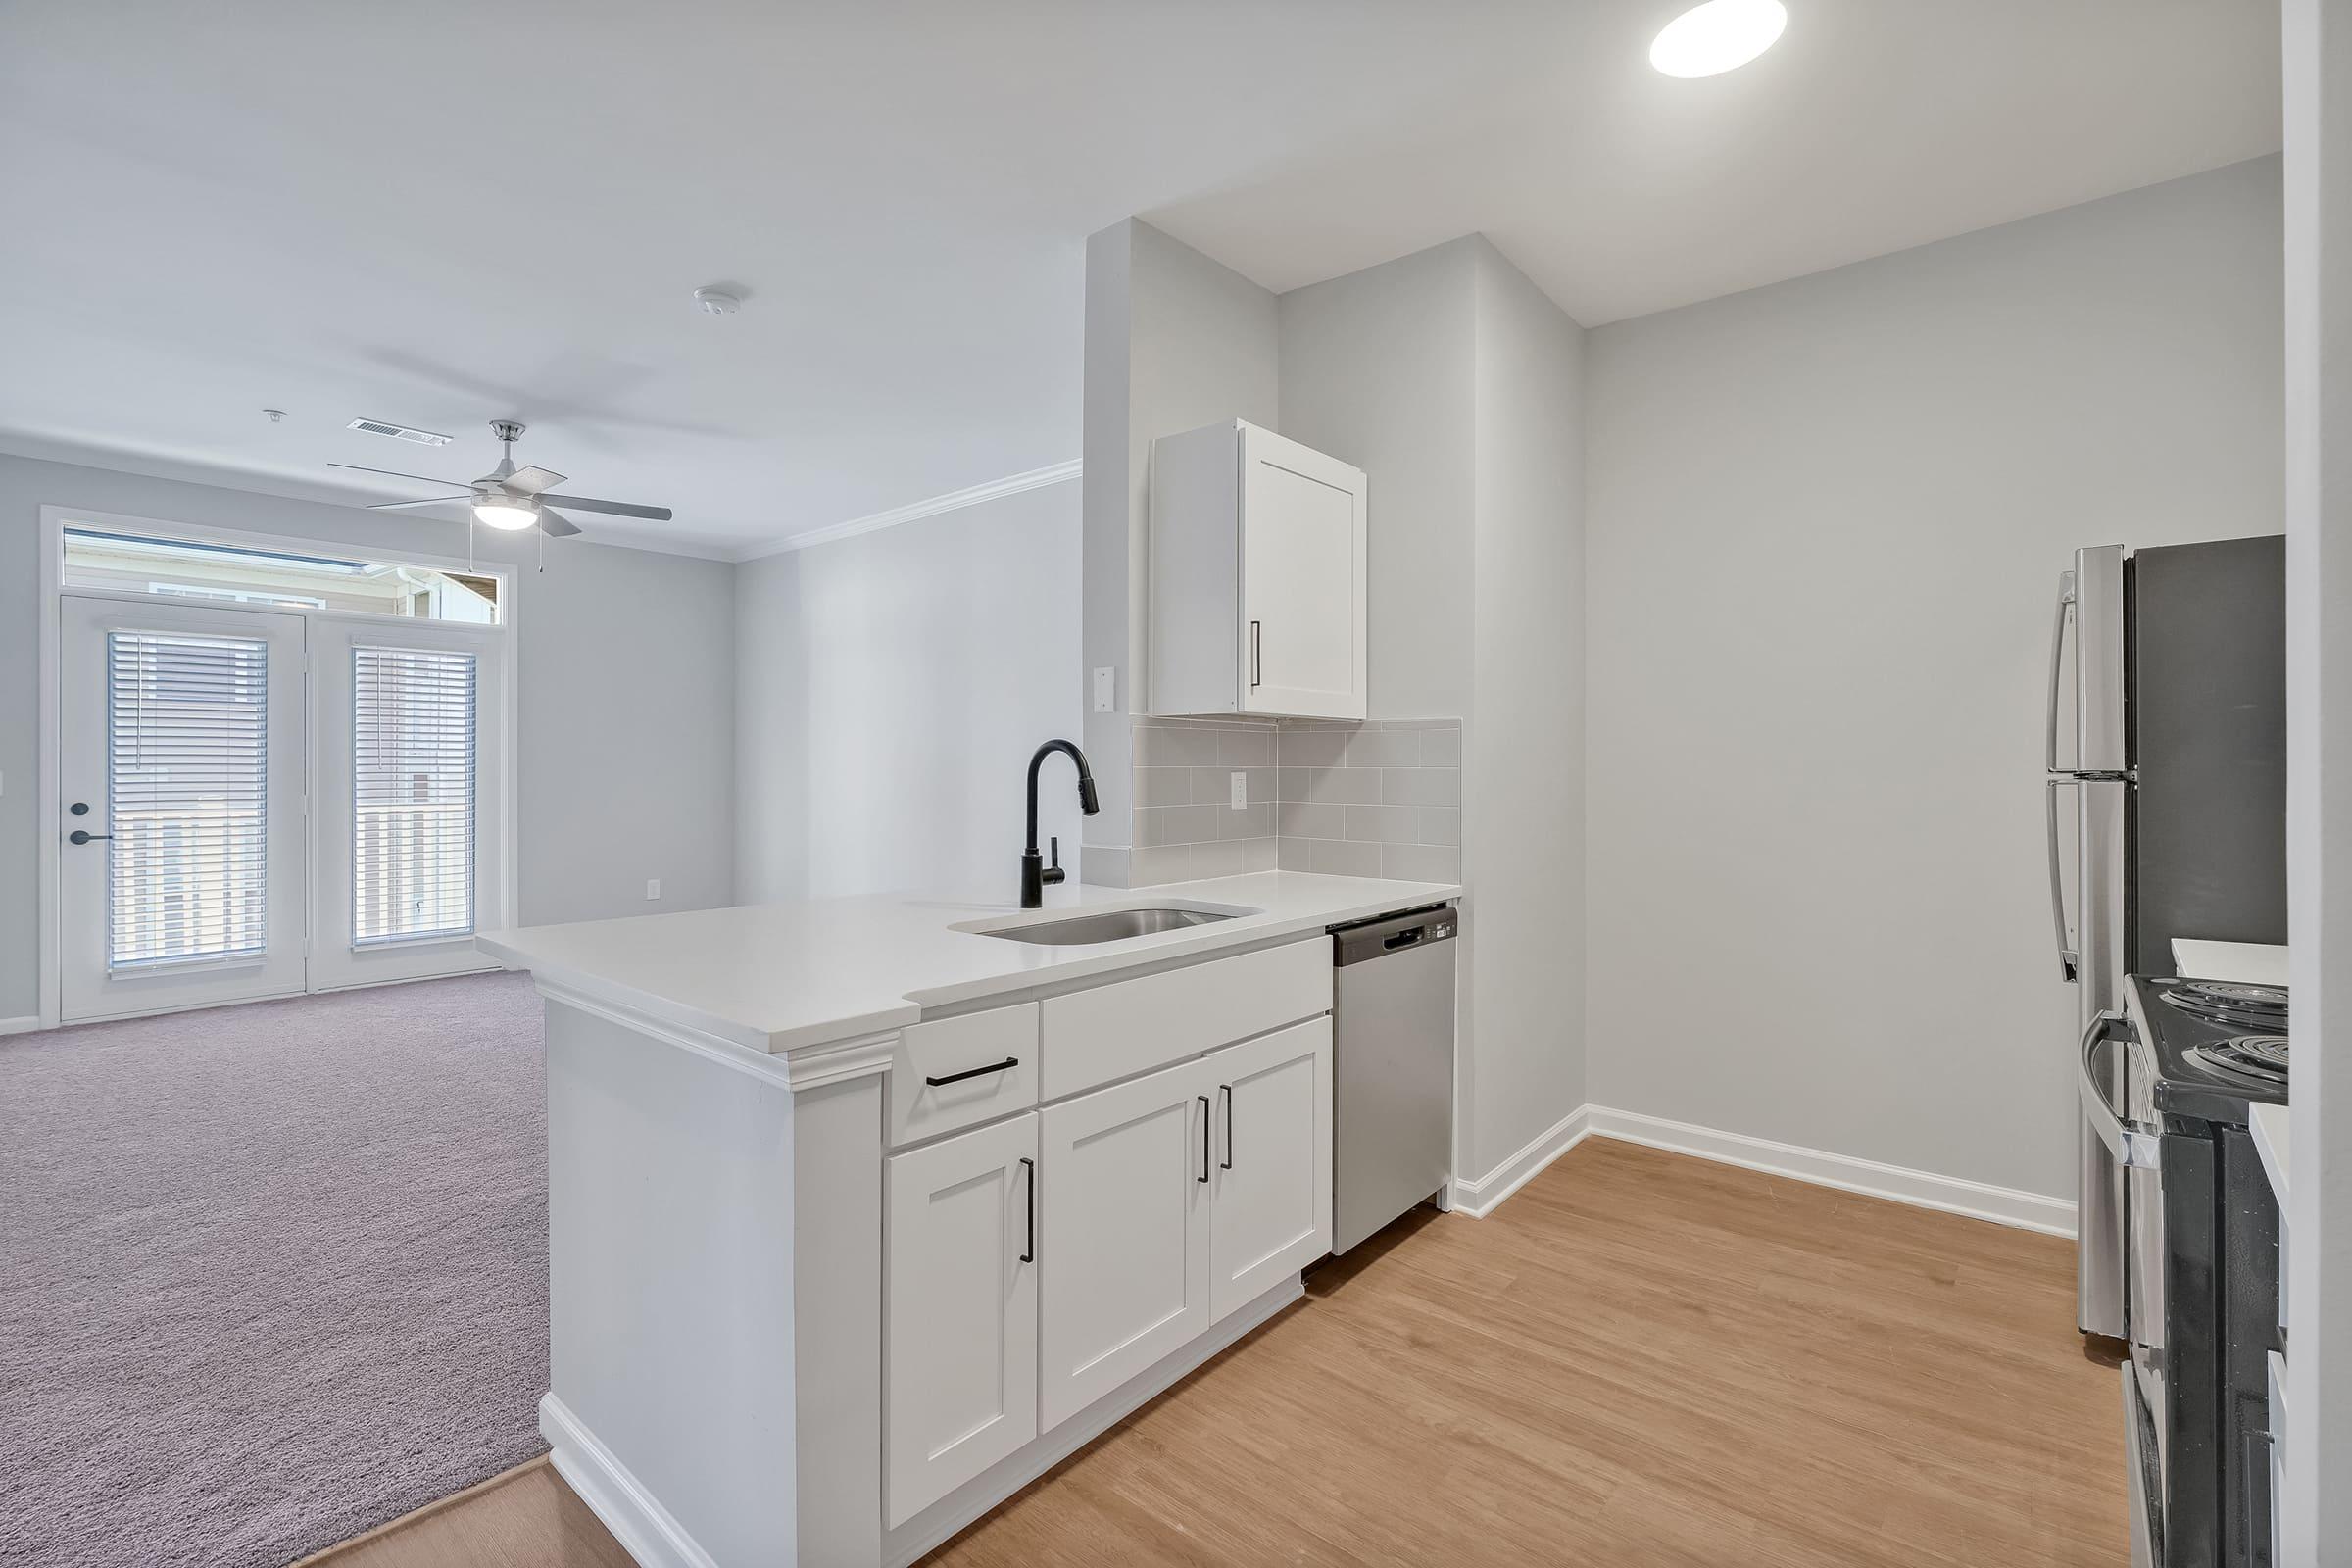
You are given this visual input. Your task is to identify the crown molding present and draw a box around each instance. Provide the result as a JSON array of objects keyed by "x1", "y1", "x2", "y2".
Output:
[{"x1": 737, "y1": 458, "x2": 1081, "y2": 561}]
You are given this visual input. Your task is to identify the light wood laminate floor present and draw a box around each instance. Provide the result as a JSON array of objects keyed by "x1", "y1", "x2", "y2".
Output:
[{"x1": 314, "y1": 1141, "x2": 2125, "y2": 1567}]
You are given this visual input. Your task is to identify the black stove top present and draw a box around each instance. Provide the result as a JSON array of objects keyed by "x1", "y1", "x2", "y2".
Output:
[{"x1": 2130, "y1": 975, "x2": 2290, "y2": 1122}]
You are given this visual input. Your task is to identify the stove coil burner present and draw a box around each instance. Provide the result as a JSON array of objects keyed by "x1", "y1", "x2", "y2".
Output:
[
  {"x1": 2163, "y1": 978, "x2": 2289, "y2": 1031},
  {"x1": 2185, "y1": 1034, "x2": 2290, "y2": 1087}
]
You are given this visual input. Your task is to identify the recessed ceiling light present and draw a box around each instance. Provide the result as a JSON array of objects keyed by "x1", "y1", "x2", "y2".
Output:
[{"x1": 1650, "y1": 0, "x2": 1787, "y2": 78}]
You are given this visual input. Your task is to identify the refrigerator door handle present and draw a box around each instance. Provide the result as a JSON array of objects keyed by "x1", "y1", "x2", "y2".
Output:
[
  {"x1": 2079, "y1": 1012, "x2": 2161, "y2": 1171},
  {"x1": 2047, "y1": 776, "x2": 2081, "y2": 983},
  {"x1": 2047, "y1": 569, "x2": 2077, "y2": 774}
]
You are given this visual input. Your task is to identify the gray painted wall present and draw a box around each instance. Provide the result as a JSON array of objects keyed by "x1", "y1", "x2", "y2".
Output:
[
  {"x1": 1278, "y1": 239, "x2": 1478, "y2": 724},
  {"x1": 734, "y1": 478, "x2": 1083, "y2": 903},
  {"x1": 1583, "y1": 158, "x2": 2285, "y2": 1200},
  {"x1": 1276, "y1": 234, "x2": 1588, "y2": 1182},
  {"x1": 1467, "y1": 242, "x2": 1588, "y2": 1175},
  {"x1": 0, "y1": 453, "x2": 738, "y2": 1021},
  {"x1": 1080, "y1": 219, "x2": 1281, "y2": 887}
]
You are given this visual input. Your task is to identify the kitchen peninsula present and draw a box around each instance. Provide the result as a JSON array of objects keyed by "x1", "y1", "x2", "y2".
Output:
[{"x1": 478, "y1": 870, "x2": 1459, "y2": 1568}]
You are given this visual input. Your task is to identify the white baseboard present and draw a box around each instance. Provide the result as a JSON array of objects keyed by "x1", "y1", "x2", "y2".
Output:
[
  {"x1": 1445, "y1": 1102, "x2": 2076, "y2": 1238},
  {"x1": 541, "y1": 1394, "x2": 719, "y2": 1568},
  {"x1": 0, "y1": 1015, "x2": 41, "y2": 1036},
  {"x1": 1448, "y1": 1105, "x2": 1592, "y2": 1217},
  {"x1": 1584, "y1": 1106, "x2": 2078, "y2": 1239}
]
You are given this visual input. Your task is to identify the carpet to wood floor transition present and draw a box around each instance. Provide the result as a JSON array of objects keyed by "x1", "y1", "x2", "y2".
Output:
[{"x1": 0, "y1": 973, "x2": 550, "y2": 1568}]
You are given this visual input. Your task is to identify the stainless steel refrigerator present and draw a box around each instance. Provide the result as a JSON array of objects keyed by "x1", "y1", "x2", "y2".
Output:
[{"x1": 2047, "y1": 536, "x2": 2285, "y2": 1341}]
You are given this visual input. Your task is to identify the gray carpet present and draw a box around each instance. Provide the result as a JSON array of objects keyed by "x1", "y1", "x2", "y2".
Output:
[{"x1": 0, "y1": 972, "x2": 550, "y2": 1568}]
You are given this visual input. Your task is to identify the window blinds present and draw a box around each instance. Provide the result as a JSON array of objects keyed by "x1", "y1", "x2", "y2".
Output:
[
  {"x1": 352, "y1": 646, "x2": 477, "y2": 946},
  {"x1": 106, "y1": 630, "x2": 270, "y2": 969}
]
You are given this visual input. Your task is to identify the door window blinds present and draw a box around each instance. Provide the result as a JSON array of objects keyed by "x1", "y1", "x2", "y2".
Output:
[
  {"x1": 352, "y1": 646, "x2": 477, "y2": 946},
  {"x1": 106, "y1": 630, "x2": 270, "y2": 969}
]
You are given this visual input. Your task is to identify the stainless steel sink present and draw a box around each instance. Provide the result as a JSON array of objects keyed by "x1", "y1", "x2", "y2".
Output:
[{"x1": 977, "y1": 906, "x2": 1243, "y2": 946}]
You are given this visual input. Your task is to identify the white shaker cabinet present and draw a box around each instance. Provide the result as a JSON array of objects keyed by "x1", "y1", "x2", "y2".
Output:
[
  {"x1": 1206, "y1": 1017, "x2": 1333, "y2": 1323},
  {"x1": 1035, "y1": 1057, "x2": 1214, "y2": 1432},
  {"x1": 1151, "y1": 419, "x2": 1368, "y2": 720},
  {"x1": 885, "y1": 1115, "x2": 1040, "y2": 1526}
]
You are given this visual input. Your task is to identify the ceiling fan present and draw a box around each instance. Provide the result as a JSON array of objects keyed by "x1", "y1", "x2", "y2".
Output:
[{"x1": 330, "y1": 420, "x2": 672, "y2": 538}]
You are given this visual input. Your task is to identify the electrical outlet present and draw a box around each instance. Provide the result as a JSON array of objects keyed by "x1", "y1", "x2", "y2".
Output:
[
  {"x1": 1230, "y1": 771, "x2": 1247, "y2": 809},
  {"x1": 1092, "y1": 666, "x2": 1115, "y2": 714},
  {"x1": 645, "y1": 878, "x2": 662, "y2": 901}
]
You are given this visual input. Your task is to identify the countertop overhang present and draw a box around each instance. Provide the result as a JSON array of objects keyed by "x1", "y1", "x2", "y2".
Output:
[{"x1": 478, "y1": 871, "x2": 1460, "y2": 1056}]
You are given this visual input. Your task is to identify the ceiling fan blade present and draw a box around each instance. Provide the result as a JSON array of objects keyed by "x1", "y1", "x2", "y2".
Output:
[
  {"x1": 505, "y1": 465, "x2": 567, "y2": 495},
  {"x1": 538, "y1": 492, "x2": 672, "y2": 521},
  {"x1": 329, "y1": 462, "x2": 469, "y2": 488},
  {"x1": 536, "y1": 508, "x2": 583, "y2": 538},
  {"x1": 368, "y1": 495, "x2": 471, "y2": 512}
]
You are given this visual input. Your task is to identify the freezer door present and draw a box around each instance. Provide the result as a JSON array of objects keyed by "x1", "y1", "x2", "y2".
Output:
[{"x1": 2127, "y1": 535, "x2": 2288, "y2": 977}]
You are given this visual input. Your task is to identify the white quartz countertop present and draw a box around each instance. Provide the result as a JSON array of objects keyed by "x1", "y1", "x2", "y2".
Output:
[{"x1": 478, "y1": 871, "x2": 1459, "y2": 1055}]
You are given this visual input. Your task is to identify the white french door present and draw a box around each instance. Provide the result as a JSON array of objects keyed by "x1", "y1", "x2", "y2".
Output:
[
  {"x1": 309, "y1": 618, "x2": 509, "y2": 990},
  {"x1": 59, "y1": 597, "x2": 309, "y2": 1020},
  {"x1": 58, "y1": 596, "x2": 509, "y2": 1022}
]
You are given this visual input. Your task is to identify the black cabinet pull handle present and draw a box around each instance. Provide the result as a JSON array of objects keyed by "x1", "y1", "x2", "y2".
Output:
[
  {"x1": 1219, "y1": 1084, "x2": 1234, "y2": 1170},
  {"x1": 1197, "y1": 1095, "x2": 1210, "y2": 1183},
  {"x1": 925, "y1": 1056, "x2": 1017, "y2": 1088},
  {"x1": 1250, "y1": 620, "x2": 1262, "y2": 688},
  {"x1": 1019, "y1": 1156, "x2": 1036, "y2": 1264},
  {"x1": 68, "y1": 830, "x2": 112, "y2": 845}
]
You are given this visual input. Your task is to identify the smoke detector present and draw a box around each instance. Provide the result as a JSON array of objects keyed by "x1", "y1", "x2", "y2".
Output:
[
  {"x1": 693, "y1": 286, "x2": 743, "y2": 317},
  {"x1": 347, "y1": 417, "x2": 454, "y2": 447}
]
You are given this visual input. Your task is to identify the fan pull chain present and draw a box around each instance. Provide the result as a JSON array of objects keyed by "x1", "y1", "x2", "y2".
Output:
[{"x1": 536, "y1": 523, "x2": 544, "y2": 574}]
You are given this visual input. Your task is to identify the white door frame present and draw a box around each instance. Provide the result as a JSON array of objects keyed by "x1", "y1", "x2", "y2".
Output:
[{"x1": 35, "y1": 505, "x2": 520, "y2": 1029}]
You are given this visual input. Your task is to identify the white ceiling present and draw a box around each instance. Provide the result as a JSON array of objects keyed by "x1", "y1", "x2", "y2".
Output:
[{"x1": 2, "y1": 2, "x2": 2279, "y2": 558}]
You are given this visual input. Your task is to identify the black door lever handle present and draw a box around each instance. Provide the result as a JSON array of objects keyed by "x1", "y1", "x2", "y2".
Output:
[{"x1": 69, "y1": 830, "x2": 112, "y2": 845}]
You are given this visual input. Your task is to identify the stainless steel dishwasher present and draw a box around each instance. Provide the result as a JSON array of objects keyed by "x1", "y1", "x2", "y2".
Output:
[{"x1": 1330, "y1": 905, "x2": 1457, "y2": 1254}]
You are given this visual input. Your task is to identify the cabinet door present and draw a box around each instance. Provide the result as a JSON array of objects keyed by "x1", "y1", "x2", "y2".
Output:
[
  {"x1": 1240, "y1": 424, "x2": 1366, "y2": 719},
  {"x1": 1207, "y1": 1017, "x2": 1333, "y2": 1323},
  {"x1": 886, "y1": 1115, "x2": 1039, "y2": 1527},
  {"x1": 1037, "y1": 1057, "x2": 1212, "y2": 1432}
]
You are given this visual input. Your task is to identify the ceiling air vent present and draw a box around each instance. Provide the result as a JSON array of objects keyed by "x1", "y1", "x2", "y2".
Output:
[{"x1": 347, "y1": 418, "x2": 454, "y2": 447}]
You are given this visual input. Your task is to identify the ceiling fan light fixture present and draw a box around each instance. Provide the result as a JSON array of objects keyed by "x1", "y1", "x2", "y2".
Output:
[
  {"x1": 473, "y1": 498, "x2": 540, "y2": 531},
  {"x1": 1650, "y1": 0, "x2": 1787, "y2": 77}
]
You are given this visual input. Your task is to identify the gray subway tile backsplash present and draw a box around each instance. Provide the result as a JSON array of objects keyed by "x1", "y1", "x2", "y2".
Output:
[
  {"x1": 1122, "y1": 716, "x2": 1462, "y2": 890},
  {"x1": 1343, "y1": 727, "x2": 1421, "y2": 768},
  {"x1": 1277, "y1": 728, "x2": 1348, "y2": 768},
  {"x1": 1380, "y1": 842, "x2": 1461, "y2": 883}
]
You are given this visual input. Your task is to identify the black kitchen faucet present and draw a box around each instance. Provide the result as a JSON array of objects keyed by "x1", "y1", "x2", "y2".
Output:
[{"x1": 1022, "y1": 739, "x2": 1100, "y2": 907}]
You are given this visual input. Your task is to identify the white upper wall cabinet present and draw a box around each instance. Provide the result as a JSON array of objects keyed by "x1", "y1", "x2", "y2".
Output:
[{"x1": 1150, "y1": 420, "x2": 1367, "y2": 719}]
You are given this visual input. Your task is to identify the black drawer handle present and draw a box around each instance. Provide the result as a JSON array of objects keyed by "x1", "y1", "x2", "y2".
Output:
[
  {"x1": 1019, "y1": 1156, "x2": 1036, "y2": 1264},
  {"x1": 925, "y1": 1056, "x2": 1017, "y2": 1088},
  {"x1": 1219, "y1": 1084, "x2": 1234, "y2": 1170},
  {"x1": 1197, "y1": 1095, "x2": 1210, "y2": 1183}
]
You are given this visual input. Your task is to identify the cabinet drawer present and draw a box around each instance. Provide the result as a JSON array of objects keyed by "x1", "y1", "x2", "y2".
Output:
[
  {"x1": 890, "y1": 1004, "x2": 1040, "y2": 1149},
  {"x1": 1041, "y1": 940, "x2": 1330, "y2": 1102}
]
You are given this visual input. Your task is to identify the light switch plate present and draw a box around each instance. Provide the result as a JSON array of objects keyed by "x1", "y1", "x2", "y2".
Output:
[
  {"x1": 1092, "y1": 666, "x2": 1115, "y2": 713},
  {"x1": 1230, "y1": 771, "x2": 1247, "y2": 809},
  {"x1": 645, "y1": 878, "x2": 662, "y2": 901}
]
